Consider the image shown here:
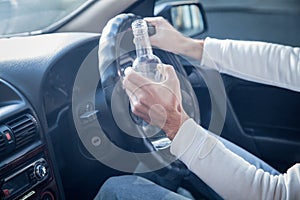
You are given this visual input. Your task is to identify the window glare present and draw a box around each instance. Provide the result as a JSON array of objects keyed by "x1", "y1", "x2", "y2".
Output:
[{"x1": 0, "y1": 0, "x2": 91, "y2": 37}]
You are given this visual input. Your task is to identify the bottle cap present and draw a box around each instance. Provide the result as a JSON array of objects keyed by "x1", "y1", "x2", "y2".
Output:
[{"x1": 132, "y1": 19, "x2": 148, "y2": 35}]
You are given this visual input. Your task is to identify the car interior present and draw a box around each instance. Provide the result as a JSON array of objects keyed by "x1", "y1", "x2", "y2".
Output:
[{"x1": 0, "y1": 0, "x2": 300, "y2": 199}]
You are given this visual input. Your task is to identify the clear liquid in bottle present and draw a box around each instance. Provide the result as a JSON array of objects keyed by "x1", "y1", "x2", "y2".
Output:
[
  {"x1": 131, "y1": 19, "x2": 164, "y2": 82},
  {"x1": 131, "y1": 19, "x2": 168, "y2": 143}
]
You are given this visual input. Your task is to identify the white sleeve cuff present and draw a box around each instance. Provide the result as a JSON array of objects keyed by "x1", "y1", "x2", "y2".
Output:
[
  {"x1": 170, "y1": 118, "x2": 222, "y2": 168},
  {"x1": 201, "y1": 37, "x2": 225, "y2": 71},
  {"x1": 170, "y1": 118, "x2": 198, "y2": 158}
]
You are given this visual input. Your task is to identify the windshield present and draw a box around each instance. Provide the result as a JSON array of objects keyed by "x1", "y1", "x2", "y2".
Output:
[{"x1": 0, "y1": 0, "x2": 94, "y2": 37}]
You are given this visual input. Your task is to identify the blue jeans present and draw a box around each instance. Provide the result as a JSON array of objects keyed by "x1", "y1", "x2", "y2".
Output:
[{"x1": 94, "y1": 138, "x2": 279, "y2": 200}]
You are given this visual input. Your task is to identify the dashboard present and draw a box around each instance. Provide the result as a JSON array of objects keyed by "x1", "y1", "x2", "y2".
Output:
[{"x1": 0, "y1": 33, "x2": 109, "y2": 200}]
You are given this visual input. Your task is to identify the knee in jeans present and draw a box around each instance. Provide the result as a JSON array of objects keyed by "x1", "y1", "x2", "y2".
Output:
[
  {"x1": 97, "y1": 175, "x2": 138, "y2": 199},
  {"x1": 100, "y1": 176, "x2": 121, "y2": 195}
]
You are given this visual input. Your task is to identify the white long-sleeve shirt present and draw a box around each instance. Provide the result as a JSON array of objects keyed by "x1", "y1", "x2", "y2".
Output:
[{"x1": 170, "y1": 38, "x2": 300, "y2": 200}]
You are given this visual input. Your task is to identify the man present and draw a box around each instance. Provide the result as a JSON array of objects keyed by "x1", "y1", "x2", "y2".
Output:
[{"x1": 95, "y1": 17, "x2": 300, "y2": 200}]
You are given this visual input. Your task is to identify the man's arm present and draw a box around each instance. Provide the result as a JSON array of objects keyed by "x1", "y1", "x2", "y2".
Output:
[
  {"x1": 123, "y1": 61, "x2": 300, "y2": 200},
  {"x1": 201, "y1": 38, "x2": 300, "y2": 92},
  {"x1": 146, "y1": 17, "x2": 300, "y2": 92},
  {"x1": 127, "y1": 17, "x2": 300, "y2": 199},
  {"x1": 171, "y1": 119, "x2": 300, "y2": 200}
]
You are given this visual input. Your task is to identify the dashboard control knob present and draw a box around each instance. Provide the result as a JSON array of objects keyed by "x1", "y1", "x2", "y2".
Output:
[{"x1": 34, "y1": 163, "x2": 48, "y2": 180}]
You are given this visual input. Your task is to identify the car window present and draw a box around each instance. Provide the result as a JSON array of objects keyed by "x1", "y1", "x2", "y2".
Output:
[{"x1": 0, "y1": 0, "x2": 95, "y2": 37}]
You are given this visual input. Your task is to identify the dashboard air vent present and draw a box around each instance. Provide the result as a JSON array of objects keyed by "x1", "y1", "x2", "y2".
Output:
[{"x1": 6, "y1": 114, "x2": 38, "y2": 149}]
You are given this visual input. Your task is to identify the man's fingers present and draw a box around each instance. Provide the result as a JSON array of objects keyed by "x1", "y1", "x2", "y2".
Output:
[
  {"x1": 131, "y1": 102, "x2": 149, "y2": 118},
  {"x1": 124, "y1": 66, "x2": 134, "y2": 76},
  {"x1": 124, "y1": 87, "x2": 136, "y2": 103},
  {"x1": 144, "y1": 16, "x2": 167, "y2": 27},
  {"x1": 123, "y1": 77, "x2": 138, "y2": 94},
  {"x1": 158, "y1": 64, "x2": 179, "y2": 85},
  {"x1": 124, "y1": 78, "x2": 155, "y2": 104},
  {"x1": 123, "y1": 67, "x2": 152, "y2": 88},
  {"x1": 164, "y1": 64, "x2": 177, "y2": 80},
  {"x1": 143, "y1": 17, "x2": 160, "y2": 27},
  {"x1": 134, "y1": 111, "x2": 151, "y2": 124}
]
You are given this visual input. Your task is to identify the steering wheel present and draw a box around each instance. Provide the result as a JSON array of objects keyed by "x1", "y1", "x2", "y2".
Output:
[{"x1": 97, "y1": 13, "x2": 200, "y2": 178}]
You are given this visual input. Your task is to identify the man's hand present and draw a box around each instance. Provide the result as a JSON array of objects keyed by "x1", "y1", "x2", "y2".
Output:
[
  {"x1": 144, "y1": 17, "x2": 186, "y2": 55},
  {"x1": 123, "y1": 64, "x2": 189, "y2": 140},
  {"x1": 144, "y1": 17, "x2": 204, "y2": 61}
]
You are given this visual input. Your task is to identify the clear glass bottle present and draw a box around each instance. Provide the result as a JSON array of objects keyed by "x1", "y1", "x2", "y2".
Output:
[
  {"x1": 131, "y1": 19, "x2": 170, "y2": 147},
  {"x1": 131, "y1": 19, "x2": 164, "y2": 82}
]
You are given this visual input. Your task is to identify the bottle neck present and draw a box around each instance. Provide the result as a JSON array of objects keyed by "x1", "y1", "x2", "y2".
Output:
[{"x1": 134, "y1": 33, "x2": 153, "y2": 57}]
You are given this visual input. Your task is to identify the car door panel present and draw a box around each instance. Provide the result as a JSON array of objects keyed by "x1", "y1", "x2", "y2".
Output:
[{"x1": 222, "y1": 75, "x2": 300, "y2": 172}]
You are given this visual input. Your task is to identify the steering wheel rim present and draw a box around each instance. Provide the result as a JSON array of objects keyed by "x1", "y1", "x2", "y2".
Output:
[{"x1": 97, "y1": 13, "x2": 200, "y2": 172}]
